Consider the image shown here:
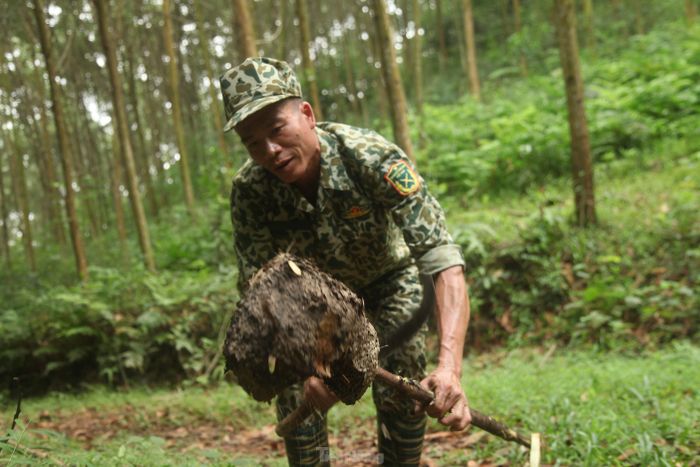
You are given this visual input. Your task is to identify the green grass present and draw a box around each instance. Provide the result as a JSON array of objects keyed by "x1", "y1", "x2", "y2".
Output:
[
  {"x1": 2, "y1": 344, "x2": 698, "y2": 465},
  {"x1": 442, "y1": 139, "x2": 700, "y2": 246}
]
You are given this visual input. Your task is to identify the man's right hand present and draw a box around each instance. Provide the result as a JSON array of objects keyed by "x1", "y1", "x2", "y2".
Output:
[{"x1": 303, "y1": 376, "x2": 339, "y2": 412}]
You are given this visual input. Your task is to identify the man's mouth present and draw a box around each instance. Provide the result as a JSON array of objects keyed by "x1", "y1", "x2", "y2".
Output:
[{"x1": 275, "y1": 157, "x2": 293, "y2": 171}]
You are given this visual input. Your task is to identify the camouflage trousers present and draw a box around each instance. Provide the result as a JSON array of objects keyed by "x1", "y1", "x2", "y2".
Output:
[{"x1": 276, "y1": 265, "x2": 428, "y2": 466}]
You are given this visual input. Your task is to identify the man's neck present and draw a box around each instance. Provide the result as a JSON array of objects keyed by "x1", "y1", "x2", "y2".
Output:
[{"x1": 294, "y1": 151, "x2": 322, "y2": 206}]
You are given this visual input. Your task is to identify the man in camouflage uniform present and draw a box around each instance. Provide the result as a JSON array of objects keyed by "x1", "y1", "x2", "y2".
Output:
[{"x1": 221, "y1": 57, "x2": 472, "y2": 466}]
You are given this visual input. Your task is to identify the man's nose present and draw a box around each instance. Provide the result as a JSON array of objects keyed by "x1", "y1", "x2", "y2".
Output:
[{"x1": 264, "y1": 138, "x2": 282, "y2": 157}]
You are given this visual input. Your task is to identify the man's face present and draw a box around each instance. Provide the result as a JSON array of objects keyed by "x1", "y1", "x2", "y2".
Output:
[{"x1": 235, "y1": 99, "x2": 320, "y2": 187}]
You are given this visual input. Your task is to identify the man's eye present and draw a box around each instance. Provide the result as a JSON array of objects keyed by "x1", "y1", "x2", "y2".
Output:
[
  {"x1": 246, "y1": 140, "x2": 261, "y2": 151},
  {"x1": 272, "y1": 125, "x2": 284, "y2": 134}
]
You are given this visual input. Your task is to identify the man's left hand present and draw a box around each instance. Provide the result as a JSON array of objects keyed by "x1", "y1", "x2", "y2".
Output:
[{"x1": 414, "y1": 366, "x2": 471, "y2": 431}]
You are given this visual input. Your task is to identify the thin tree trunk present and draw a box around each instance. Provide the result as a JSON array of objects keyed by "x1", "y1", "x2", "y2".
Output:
[
  {"x1": 33, "y1": 0, "x2": 88, "y2": 281},
  {"x1": 6, "y1": 128, "x2": 36, "y2": 272},
  {"x1": 685, "y1": 0, "x2": 697, "y2": 24},
  {"x1": 94, "y1": 0, "x2": 156, "y2": 272},
  {"x1": 513, "y1": 0, "x2": 528, "y2": 76},
  {"x1": 232, "y1": 0, "x2": 258, "y2": 58},
  {"x1": 193, "y1": 0, "x2": 229, "y2": 159},
  {"x1": 120, "y1": 8, "x2": 159, "y2": 218},
  {"x1": 296, "y1": 0, "x2": 324, "y2": 120},
  {"x1": 143, "y1": 72, "x2": 169, "y2": 209},
  {"x1": 67, "y1": 107, "x2": 100, "y2": 238},
  {"x1": 26, "y1": 42, "x2": 67, "y2": 245},
  {"x1": 73, "y1": 85, "x2": 112, "y2": 230},
  {"x1": 0, "y1": 153, "x2": 11, "y2": 268},
  {"x1": 611, "y1": 0, "x2": 628, "y2": 38},
  {"x1": 554, "y1": 0, "x2": 596, "y2": 227},
  {"x1": 455, "y1": 4, "x2": 469, "y2": 94},
  {"x1": 163, "y1": 0, "x2": 196, "y2": 216},
  {"x1": 24, "y1": 88, "x2": 66, "y2": 245},
  {"x1": 462, "y1": 0, "x2": 481, "y2": 101},
  {"x1": 342, "y1": 33, "x2": 361, "y2": 118},
  {"x1": 278, "y1": 0, "x2": 288, "y2": 59},
  {"x1": 435, "y1": 0, "x2": 448, "y2": 72},
  {"x1": 401, "y1": 0, "x2": 413, "y2": 92},
  {"x1": 369, "y1": 11, "x2": 390, "y2": 123},
  {"x1": 110, "y1": 134, "x2": 128, "y2": 251},
  {"x1": 412, "y1": 0, "x2": 424, "y2": 118},
  {"x1": 634, "y1": 0, "x2": 644, "y2": 35},
  {"x1": 372, "y1": 0, "x2": 415, "y2": 162},
  {"x1": 582, "y1": 0, "x2": 594, "y2": 51}
]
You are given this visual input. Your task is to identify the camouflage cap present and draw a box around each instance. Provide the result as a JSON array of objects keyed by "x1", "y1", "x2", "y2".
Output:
[{"x1": 220, "y1": 57, "x2": 303, "y2": 132}]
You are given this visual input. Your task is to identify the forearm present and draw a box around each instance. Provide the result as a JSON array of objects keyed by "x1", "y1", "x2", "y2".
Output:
[{"x1": 433, "y1": 265, "x2": 470, "y2": 376}]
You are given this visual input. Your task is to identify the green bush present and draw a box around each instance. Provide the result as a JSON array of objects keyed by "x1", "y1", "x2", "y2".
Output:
[
  {"x1": 0, "y1": 266, "x2": 238, "y2": 392},
  {"x1": 458, "y1": 195, "x2": 699, "y2": 349},
  {"x1": 418, "y1": 24, "x2": 700, "y2": 198}
]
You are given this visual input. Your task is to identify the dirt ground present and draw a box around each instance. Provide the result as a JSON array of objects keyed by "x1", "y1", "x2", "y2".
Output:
[{"x1": 33, "y1": 405, "x2": 505, "y2": 466}]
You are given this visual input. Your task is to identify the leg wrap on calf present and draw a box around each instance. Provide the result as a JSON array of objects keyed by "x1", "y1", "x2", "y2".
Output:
[
  {"x1": 364, "y1": 268, "x2": 428, "y2": 466},
  {"x1": 276, "y1": 383, "x2": 330, "y2": 466},
  {"x1": 376, "y1": 410, "x2": 427, "y2": 466}
]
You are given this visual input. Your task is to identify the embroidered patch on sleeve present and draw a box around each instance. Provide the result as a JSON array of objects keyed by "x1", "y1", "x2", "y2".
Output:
[{"x1": 384, "y1": 161, "x2": 421, "y2": 196}]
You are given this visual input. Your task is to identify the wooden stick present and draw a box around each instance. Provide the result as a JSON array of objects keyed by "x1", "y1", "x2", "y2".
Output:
[
  {"x1": 276, "y1": 367, "x2": 532, "y2": 449},
  {"x1": 374, "y1": 368, "x2": 531, "y2": 448}
]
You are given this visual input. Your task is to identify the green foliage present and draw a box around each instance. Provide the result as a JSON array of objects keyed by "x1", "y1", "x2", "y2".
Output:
[
  {"x1": 418, "y1": 24, "x2": 700, "y2": 198},
  {"x1": 448, "y1": 151, "x2": 699, "y2": 349},
  {"x1": 0, "y1": 265, "x2": 237, "y2": 391},
  {"x1": 0, "y1": 206, "x2": 238, "y2": 392}
]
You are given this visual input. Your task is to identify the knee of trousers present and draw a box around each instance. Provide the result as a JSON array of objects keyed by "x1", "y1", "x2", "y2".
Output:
[{"x1": 372, "y1": 329, "x2": 428, "y2": 416}]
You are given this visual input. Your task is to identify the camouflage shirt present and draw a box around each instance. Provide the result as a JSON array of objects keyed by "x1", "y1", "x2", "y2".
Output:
[{"x1": 230, "y1": 123, "x2": 465, "y2": 293}]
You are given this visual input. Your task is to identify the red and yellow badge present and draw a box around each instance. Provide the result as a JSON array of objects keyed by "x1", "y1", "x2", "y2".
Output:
[
  {"x1": 343, "y1": 206, "x2": 371, "y2": 219},
  {"x1": 384, "y1": 161, "x2": 421, "y2": 196}
]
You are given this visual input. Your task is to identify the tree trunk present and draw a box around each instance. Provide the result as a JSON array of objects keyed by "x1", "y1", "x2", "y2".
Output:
[
  {"x1": 193, "y1": 0, "x2": 229, "y2": 160},
  {"x1": 554, "y1": 0, "x2": 596, "y2": 227},
  {"x1": 68, "y1": 110, "x2": 100, "y2": 238},
  {"x1": 372, "y1": 0, "x2": 415, "y2": 162},
  {"x1": 33, "y1": 0, "x2": 89, "y2": 281},
  {"x1": 462, "y1": 0, "x2": 481, "y2": 101},
  {"x1": 232, "y1": 0, "x2": 258, "y2": 58},
  {"x1": 23, "y1": 87, "x2": 66, "y2": 246},
  {"x1": 513, "y1": 0, "x2": 528, "y2": 76},
  {"x1": 611, "y1": 0, "x2": 628, "y2": 38},
  {"x1": 26, "y1": 42, "x2": 67, "y2": 245},
  {"x1": 163, "y1": 0, "x2": 196, "y2": 217},
  {"x1": 686, "y1": 0, "x2": 697, "y2": 24},
  {"x1": 6, "y1": 127, "x2": 36, "y2": 272},
  {"x1": 0, "y1": 153, "x2": 11, "y2": 269},
  {"x1": 94, "y1": 0, "x2": 156, "y2": 272},
  {"x1": 412, "y1": 0, "x2": 424, "y2": 118},
  {"x1": 119, "y1": 6, "x2": 160, "y2": 219},
  {"x1": 296, "y1": 0, "x2": 324, "y2": 121},
  {"x1": 634, "y1": 0, "x2": 644, "y2": 35},
  {"x1": 582, "y1": 0, "x2": 594, "y2": 51},
  {"x1": 278, "y1": 0, "x2": 288, "y2": 59},
  {"x1": 369, "y1": 10, "x2": 390, "y2": 123},
  {"x1": 435, "y1": 0, "x2": 448, "y2": 72},
  {"x1": 342, "y1": 32, "x2": 362, "y2": 119},
  {"x1": 73, "y1": 86, "x2": 113, "y2": 231},
  {"x1": 109, "y1": 134, "x2": 128, "y2": 250}
]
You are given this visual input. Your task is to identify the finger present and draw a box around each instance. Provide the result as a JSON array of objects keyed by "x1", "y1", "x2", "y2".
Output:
[
  {"x1": 427, "y1": 384, "x2": 462, "y2": 418},
  {"x1": 440, "y1": 399, "x2": 469, "y2": 431},
  {"x1": 413, "y1": 400, "x2": 428, "y2": 415}
]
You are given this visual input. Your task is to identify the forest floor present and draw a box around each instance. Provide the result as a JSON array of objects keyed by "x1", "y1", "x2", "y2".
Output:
[{"x1": 2, "y1": 344, "x2": 699, "y2": 466}]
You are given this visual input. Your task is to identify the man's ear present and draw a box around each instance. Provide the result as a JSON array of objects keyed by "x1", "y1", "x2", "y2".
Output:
[{"x1": 299, "y1": 101, "x2": 316, "y2": 128}]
